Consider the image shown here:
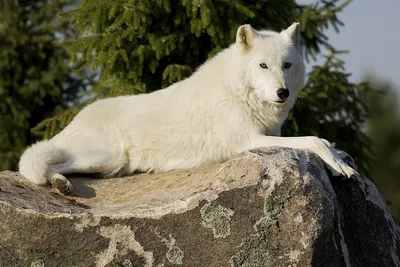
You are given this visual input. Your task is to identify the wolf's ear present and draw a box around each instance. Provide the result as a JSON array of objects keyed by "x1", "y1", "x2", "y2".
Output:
[
  {"x1": 283, "y1": 22, "x2": 301, "y2": 50},
  {"x1": 236, "y1": 24, "x2": 258, "y2": 52}
]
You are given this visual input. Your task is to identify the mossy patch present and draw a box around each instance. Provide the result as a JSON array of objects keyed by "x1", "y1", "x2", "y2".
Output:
[
  {"x1": 254, "y1": 194, "x2": 286, "y2": 231},
  {"x1": 109, "y1": 259, "x2": 133, "y2": 267},
  {"x1": 229, "y1": 233, "x2": 272, "y2": 267},
  {"x1": 231, "y1": 193, "x2": 289, "y2": 266},
  {"x1": 166, "y1": 246, "x2": 184, "y2": 265},
  {"x1": 200, "y1": 203, "x2": 234, "y2": 238},
  {"x1": 31, "y1": 259, "x2": 45, "y2": 267}
]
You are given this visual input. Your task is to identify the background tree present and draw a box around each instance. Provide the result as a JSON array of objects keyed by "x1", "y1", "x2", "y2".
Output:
[
  {"x1": 0, "y1": 0, "x2": 93, "y2": 170},
  {"x1": 364, "y1": 76, "x2": 400, "y2": 221}
]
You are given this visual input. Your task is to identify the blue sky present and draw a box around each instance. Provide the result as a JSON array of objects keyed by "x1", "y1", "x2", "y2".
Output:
[{"x1": 298, "y1": 0, "x2": 400, "y2": 95}]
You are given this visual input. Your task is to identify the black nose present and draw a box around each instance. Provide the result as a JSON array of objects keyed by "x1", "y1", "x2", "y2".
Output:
[{"x1": 277, "y1": 88, "x2": 290, "y2": 101}]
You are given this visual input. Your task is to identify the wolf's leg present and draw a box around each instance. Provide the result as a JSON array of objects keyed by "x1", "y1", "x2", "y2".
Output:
[
  {"x1": 318, "y1": 139, "x2": 357, "y2": 170},
  {"x1": 250, "y1": 136, "x2": 359, "y2": 179},
  {"x1": 50, "y1": 147, "x2": 129, "y2": 194}
]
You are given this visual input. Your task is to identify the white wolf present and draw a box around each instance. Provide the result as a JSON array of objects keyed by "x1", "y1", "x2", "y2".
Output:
[{"x1": 19, "y1": 22, "x2": 358, "y2": 194}]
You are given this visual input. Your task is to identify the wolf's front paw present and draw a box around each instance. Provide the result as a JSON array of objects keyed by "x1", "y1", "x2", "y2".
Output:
[
  {"x1": 326, "y1": 146, "x2": 359, "y2": 179},
  {"x1": 51, "y1": 173, "x2": 73, "y2": 195},
  {"x1": 311, "y1": 138, "x2": 359, "y2": 179},
  {"x1": 336, "y1": 149, "x2": 357, "y2": 169},
  {"x1": 323, "y1": 155, "x2": 359, "y2": 179},
  {"x1": 335, "y1": 160, "x2": 359, "y2": 179}
]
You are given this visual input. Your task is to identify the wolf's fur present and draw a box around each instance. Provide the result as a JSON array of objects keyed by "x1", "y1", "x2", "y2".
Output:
[{"x1": 19, "y1": 23, "x2": 357, "y2": 193}]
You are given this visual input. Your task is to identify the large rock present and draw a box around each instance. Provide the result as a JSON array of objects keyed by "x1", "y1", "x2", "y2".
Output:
[{"x1": 0, "y1": 148, "x2": 399, "y2": 267}]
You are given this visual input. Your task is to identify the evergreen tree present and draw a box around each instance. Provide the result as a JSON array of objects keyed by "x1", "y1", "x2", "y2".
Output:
[
  {"x1": 0, "y1": 0, "x2": 92, "y2": 170},
  {"x1": 365, "y1": 77, "x2": 400, "y2": 221},
  {"x1": 39, "y1": 0, "x2": 376, "y2": 174}
]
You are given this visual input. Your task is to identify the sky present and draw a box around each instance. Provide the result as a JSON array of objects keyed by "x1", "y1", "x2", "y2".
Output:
[{"x1": 298, "y1": 0, "x2": 400, "y2": 96}]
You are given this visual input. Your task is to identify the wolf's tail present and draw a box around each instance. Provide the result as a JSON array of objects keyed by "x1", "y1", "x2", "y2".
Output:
[{"x1": 19, "y1": 140, "x2": 64, "y2": 184}]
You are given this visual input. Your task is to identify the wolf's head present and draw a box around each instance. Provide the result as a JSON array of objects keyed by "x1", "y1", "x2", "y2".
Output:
[{"x1": 234, "y1": 23, "x2": 305, "y2": 108}]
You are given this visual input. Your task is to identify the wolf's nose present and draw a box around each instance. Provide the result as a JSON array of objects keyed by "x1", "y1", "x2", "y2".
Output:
[{"x1": 277, "y1": 88, "x2": 290, "y2": 100}]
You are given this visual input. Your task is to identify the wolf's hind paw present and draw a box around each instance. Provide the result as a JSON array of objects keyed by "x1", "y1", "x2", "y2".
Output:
[{"x1": 51, "y1": 173, "x2": 73, "y2": 195}]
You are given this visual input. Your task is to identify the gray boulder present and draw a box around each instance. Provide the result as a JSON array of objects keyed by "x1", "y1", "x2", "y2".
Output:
[{"x1": 0, "y1": 148, "x2": 399, "y2": 267}]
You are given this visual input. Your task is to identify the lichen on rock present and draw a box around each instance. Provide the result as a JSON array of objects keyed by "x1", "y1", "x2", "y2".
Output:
[
  {"x1": 166, "y1": 246, "x2": 184, "y2": 265},
  {"x1": 229, "y1": 232, "x2": 273, "y2": 267},
  {"x1": 31, "y1": 259, "x2": 45, "y2": 267},
  {"x1": 200, "y1": 202, "x2": 234, "y2": 238},
  {"x1": 254, "y1": 193, "x2": 287, "y2": 231}
]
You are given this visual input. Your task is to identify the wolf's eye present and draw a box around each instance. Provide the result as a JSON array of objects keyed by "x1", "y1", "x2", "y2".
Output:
[
  {"x1": 260, "y1": 63, "x2": 268, "y2": 69},
  {"x1": 283, "y1": 62, "x2": 292, "y2": 69}
]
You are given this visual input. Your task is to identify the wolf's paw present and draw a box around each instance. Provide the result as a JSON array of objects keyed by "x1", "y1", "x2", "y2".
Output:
[
  {"x1": 325, "y1": 159, "x2": 359, "y2": 179},
  {"x1": 336, "y1": 149, "x2": 357, "y2": 169},
  {"x1": 312, "y1": 138, "x2": 359, "y2": 179},
  {"x1": 324, "y1": 149, "x2": 359, "y2": 179},
  {"x1": 335, "y1": 160, "x2": 359, "y2": 179},
  {"x1": 51, "y1": 173, "x2": 73, "y2": 195}
]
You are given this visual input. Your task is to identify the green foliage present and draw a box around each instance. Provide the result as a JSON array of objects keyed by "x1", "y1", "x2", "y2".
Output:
[
  {"x1": 34, "y1": 0, "x2": 376, "y2": 175},
  {"x1": 296, "y1": 0, "x2": 351, "y2": 60},
  {"x1": 0, "y1": 0, "x2": 92, "y2": 170},
  {"x1": 364, "y1": 77, "x2": 400, "y2": 221},
  {"x1": 59, "y1": 0, "x2": 296, "y2": 96}
]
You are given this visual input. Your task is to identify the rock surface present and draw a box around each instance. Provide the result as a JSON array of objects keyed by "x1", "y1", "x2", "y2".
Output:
[{"x1": 0, "y1": 148, "x2": 399, "y2": 267}]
